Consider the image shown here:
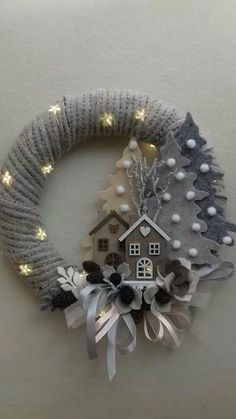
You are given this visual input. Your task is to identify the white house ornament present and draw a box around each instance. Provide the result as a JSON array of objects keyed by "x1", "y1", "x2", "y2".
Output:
[{"x1": 0, "y1": 90, "x2": 234, "y2": 380}]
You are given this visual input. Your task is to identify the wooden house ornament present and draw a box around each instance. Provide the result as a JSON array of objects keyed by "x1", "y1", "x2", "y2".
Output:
[
  {"x1": 88, "y1": 211, "x2": 129, "y2": 268},
  {"x1": 89, "y1": 211, "x2": 170, "y2": 284},
  {"x1": 119, "y1": 214, "x2": 170, "y2": 282}
]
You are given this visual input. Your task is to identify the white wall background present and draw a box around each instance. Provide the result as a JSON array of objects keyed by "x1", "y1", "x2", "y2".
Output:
[{"x1": 0, "y1": 1, "x2": 236, "y2": 418}]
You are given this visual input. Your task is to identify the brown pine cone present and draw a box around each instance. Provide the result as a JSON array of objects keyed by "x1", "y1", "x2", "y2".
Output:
[
  {"x1": 82, "y1": 260, "x2": 100, "y2": 273},
  {"x1": 131, "y1": 309, "x2": 143, "y2": 324},
  {"x1": 51, "y1": 290, "x2": 77, "y2": 309}
]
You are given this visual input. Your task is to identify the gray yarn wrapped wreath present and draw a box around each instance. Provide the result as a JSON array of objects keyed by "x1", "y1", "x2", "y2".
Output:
[{"x1": 0, "y1": 89, "x2": 235, "y2": 379}]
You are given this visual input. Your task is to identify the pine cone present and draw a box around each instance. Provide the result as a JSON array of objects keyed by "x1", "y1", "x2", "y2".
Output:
[
  {"x1": 82, "y1": 260, "x2": 100, "y2": 273},
  {"x1": 51, "y1": 290, "x2": 77, "y2": 309},
  {"x1": 87, "y1": 271, "x2": 105, "y2": 284},
  {"x1": 131, "y1": 309, "x2": 143, "y2": 324},
  {"x1": 119, "y1": 285, "x2": 135, "y2": 305}
]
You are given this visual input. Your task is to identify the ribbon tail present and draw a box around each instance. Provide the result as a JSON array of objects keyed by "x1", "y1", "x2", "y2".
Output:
[
  {"x1": 107, "y1": 318, "x2": 119, "y2": 381},
  {"x1": 65, "y1": 300, "x2": 86, "y2": 329},
  {"x1": 119, "y1": 313, "x2": 137, "y2": 355},
  {"x1": 86, "y1": 290, "x2": 107, "y2": 360}
]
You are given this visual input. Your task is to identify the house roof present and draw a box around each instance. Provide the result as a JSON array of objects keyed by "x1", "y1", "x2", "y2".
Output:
[
  {"x1": 89, "y1": 211, "x2": 129, "y2": 236},
  {"x1": 118, "y1": 214, "x2": 171, "y2": 242}
]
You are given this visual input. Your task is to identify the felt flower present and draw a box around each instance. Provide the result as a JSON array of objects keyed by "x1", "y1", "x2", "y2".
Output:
[
  {"x1": 101, "y1": 263, "x2": 142, "y2": 313},
  {"x1": 144, "y1": 285, "x2": 172, "y2": 315},
  {"x1": 157, "y1": 258, "x2": 200, "y2": 303},
  {"x1": 144, "y1": 258, "x2": 200, "y2": 315}
]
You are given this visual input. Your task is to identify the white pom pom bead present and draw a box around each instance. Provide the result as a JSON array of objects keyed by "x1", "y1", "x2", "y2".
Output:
[
  {"x1": 120, "y1": 204, "x2": 130, "y2": 213},
  {"x1": 223, "y1": 236, "x2": 233, "y2": 245},
  {"x1": 188, "y1": 248, "x2": 198, "y2": 257},
  {"x1": 186, "y1": 191, "x2": 196, "y2": 200},
  {"x1": 192, "y1": 223, "x2": 201, "y2": 232},
  {"x1": 207, "y1": 206, "x2": 217, "y2": 216},
  {"x1": 128, "y1": 137, "x2": 138, "y2": 150},
  {"x1": 186, "y1": 139, "x2": 196, "y2": 149},
  {"x1": 175, "y1": 171, "x2": 185, "y2": 181},
  {"x1": 172, "y1": 240, "x2": 181, "y2": 250},
  {"x1": 200, "y1": 163, "x2": 210, "y2": 173},
  {"x1": 116, "y1": 185, "x2": 125, "y2": 195},
  {"x1": 166, "y1": 158, "x2": 176, "y2": 168},
  {"x1": 171, "y1": 214, "x2": 181, "y2": 223},
  {"x1": 162, "y1": 193, "x2": 171, "y2": 202},
  {"x1": 122, "y1": 159, "x2": 132, "y2": 169}
]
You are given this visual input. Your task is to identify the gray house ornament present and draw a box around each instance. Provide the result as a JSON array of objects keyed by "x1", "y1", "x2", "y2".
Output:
[{"x1": 119, "y1": 214, "x2": 171, "y2": 285}]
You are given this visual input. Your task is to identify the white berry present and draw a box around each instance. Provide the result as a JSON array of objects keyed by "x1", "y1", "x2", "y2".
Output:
[
  {"x1": 186, "y1": 139, "x2": 196, "y2": 149},
  {"x1": 116, "y1": 185, "x2": 125, "y2": 195},
  {"x1": 188, "y1": 248, "x2": 198, "y2": 257},
  {"x1": 122, "y1": 159, "x2": 133, "y2": 169},
  {"x1": 223, "y1": 236, "x2": 233, "y2": 245},
  {"x1": 166, "y1": 158, "x2": 176, "y2": 168},
  {"x1": 171, "y1": 214, "x2": 181, "y2": 223},
  {"x1": 162, "y1": 193, "x2": 171, "y2": 202},
  {"x1": 186, "y1": 191, "x2": 196, "y2": 200},
  {"x1": 200, "y1": 163, "x2": 210, "y2": 173},
  {"x1": 120, "y1": 204, "x2": 130, "y2": 213},
  {"x1": 172, "y1": 240, "x2": 181, "y2": 250},
  {"x1": 128, "y1": 137, "x2": 138, "y2": 150},
  {"x1": 175, "y1": 171, "x2": 185, "y2": 181},
  {"x1": 207, "y1": 206, "x2": 217, "y2": 216},
  {"x1": 192, "y1": 223, "x2": 201, "y2": 232}
]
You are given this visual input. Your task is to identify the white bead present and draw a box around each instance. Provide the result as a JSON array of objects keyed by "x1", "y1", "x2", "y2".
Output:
[
  {"x1": 192, "y1": 223, "x2": 201, "y2": 232},
  {"x1": 175, "y1": 171, "x2": 185, "y2": 181},
  {"x1": 122, "y1": 159, "x2": 132, "y2": 169},
  {"x1": 188, "y1": 248, "x2": 198, "y2": 257},
  {"x1": 128, "y1": 137, "x2": 138, "y2": 150},
  {"x1": 207, "y1": 206, "x2": 217, "y2": 216},
  {"x1": 166, "y1": 158, "x2": 176, "y2": 168},
  {"x1": 116, "y1": 185, "x2": 125, "y2": 195},
  {"x1": 172, "y1": 240, "x2": 181, "y2": 250},
  {"x1": 162, "y1": 193, "x2": 171, "y2": 202},
  {"x1": 200, "y1": 163, "x2": 210, "y2": 173},
  {"x1": 223, "y1": 236, "x2": 233, "y2": 245},
  {"x1": 186, "y1": 191, "x2": 196, "y2": 200},
  {"x1": 120, "y1": 204, "x2": 130, "y2": 213},
  {"x1": 186, "y1": 139, "x2": 196, "y2": 149},
  {"x1": 171, "y1": 214, "x2": 181, "y2": 223}
]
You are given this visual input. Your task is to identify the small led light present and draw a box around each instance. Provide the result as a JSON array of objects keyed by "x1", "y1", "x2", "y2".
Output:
[
  {"x1": 99, "y1": 112, "x2": 114, "y2": 127},
  {"x1": 150, "y1": 144, "x2": 156, "y2": 149},
  {"x1": 41, "y1": 163, "x2": 54, "y2": 176},
  {"x1": 135, "y1": 109, "x2": 147, "y2": 122},
  {"x1": 19, "y1": 264, "x2": 32, "y2": 276},
  {"x1": 98, "y1": 309, "x2": 106, "y2": 318},
  {"x1": 35, "y1": 227, "x2": 47, "y2": 241},
  {"x1": 1, "y1": 170, "x2": 13, "y2": 187},
  {"x1": 49, "y1": 104, "x2": 61, "y2": 115}
]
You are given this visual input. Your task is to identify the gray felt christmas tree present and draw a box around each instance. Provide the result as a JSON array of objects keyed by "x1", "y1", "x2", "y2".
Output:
[
  {"x1": 175, "y1": 113, "x2": 235, "y2": 247},
  {"x1": 143, "y1": 133, "x2": 220, "y2": 265}
]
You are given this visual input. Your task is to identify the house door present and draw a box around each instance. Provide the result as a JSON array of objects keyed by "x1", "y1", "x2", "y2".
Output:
[
  {"x1": 137, "y1": 258, "x2": 153, "y2": 279},
  {"x1": 105, "y1": 252, "x2": 122, "y2": 269}
]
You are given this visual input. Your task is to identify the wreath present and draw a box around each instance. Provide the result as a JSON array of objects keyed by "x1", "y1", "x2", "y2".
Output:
[{"x1": 0, "y1": 90, "x2": 234, "y2": 380}]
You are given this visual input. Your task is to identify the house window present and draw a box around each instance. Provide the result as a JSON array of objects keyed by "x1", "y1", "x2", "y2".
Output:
[
  {"x1": 149, "y1": 243, "x2": 160, "y2": 255},
  {"x1": 129, "y1": 243, "x2": 140, "y2": 256},
  {"x1": 98, "y1": 238, "x2": 109, "y2": 251},
  {"x1": 137, "y1": 258, "x2": 153, "y2": 279},
  {"x1": 119, "y1": 240, "x2": 126, "y2": 251}
]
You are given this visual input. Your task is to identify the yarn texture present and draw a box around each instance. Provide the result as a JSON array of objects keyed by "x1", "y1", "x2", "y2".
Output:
[{"x1": 0, "y1": 90, "x2": 183, "y2": 295}]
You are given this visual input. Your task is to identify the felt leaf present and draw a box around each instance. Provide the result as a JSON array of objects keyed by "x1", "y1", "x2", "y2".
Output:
[
  {"x1": 57, "y1": 276, "x2": 68, "y2": 284},
  {"x1": 67, "y1": 266, "x2": 75, "y2": 279},
  {"x1": 57, "y1": 266, "x2": 66, "y2": 277},
  {"x1": 61, "y1": 283, "x2": 73, "y2": 292}
]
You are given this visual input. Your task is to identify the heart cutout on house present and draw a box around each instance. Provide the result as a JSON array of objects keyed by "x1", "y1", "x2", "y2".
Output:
[{"x1": 140, "y1": 226, "x2": 151, "y2": 237}]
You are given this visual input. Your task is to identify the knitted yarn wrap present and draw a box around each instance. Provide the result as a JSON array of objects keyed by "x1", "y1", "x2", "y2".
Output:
[{"x1": 0, "y1": 90, "x2": 184, "y2": 295}]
